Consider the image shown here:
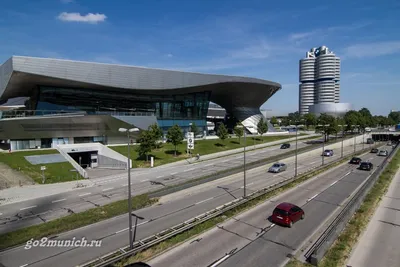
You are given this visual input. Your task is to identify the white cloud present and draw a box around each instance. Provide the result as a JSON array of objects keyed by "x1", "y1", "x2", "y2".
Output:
[
  {"x1": 57, "y1": 12, "x2": 107, "y2": 24},
  {"x1": 342, "y1": 41, "x2": 400, "y2": 58},
  {"x1": 165, "y1": 53, "x2": 173, "y2": 58},
  {"x1": 289, "y1": 31, "x2": 317, "y2": 41}
]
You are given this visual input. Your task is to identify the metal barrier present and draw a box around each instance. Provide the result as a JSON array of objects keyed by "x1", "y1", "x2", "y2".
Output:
[
  {"x1": 305, "y1": 143, "x2": 399, "y2": 265},
  {"x1": 78, "y1": 147, "x2": 374, "y2": 267}
]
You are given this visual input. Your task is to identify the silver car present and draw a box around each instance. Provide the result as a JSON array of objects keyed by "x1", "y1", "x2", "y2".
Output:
[
  {"x1": 268, "y1": 163, "x2": 287, "y2": 173},
  {"x1": 378, "y1": 150, "x2": 388, "y2": 156}
]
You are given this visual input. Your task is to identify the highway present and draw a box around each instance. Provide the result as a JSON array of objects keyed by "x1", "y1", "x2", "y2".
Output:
[
  {"x1": 147, "y1": 144, "x2": 393, "y2": 267},
  {"x1": 0, "y1": 141, "x2": 372, "y2": 267},
  {"x1": 346, "y1": 166, "x2": 400, "y2": 267},
  {"x1": 0, "y1": 136, "x2": 327, "y2": 234}
]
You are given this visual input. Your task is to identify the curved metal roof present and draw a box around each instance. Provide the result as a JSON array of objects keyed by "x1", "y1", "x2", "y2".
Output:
[{"x1": 0, "y1": 56, "x2": 281, "y2": 111}]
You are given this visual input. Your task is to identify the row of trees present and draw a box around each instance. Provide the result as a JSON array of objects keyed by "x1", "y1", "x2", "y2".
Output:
[
  {"x1": 270, "y1": 108, "x2": 399, "y2": 130},
  {"x1": 217, "y1": 117, "x2": 269, "y2": 143}
]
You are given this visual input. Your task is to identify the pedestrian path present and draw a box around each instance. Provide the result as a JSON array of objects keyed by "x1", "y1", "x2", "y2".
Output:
[{"x1": 346, "y1": 167, "x2": 400, "y2": 267}]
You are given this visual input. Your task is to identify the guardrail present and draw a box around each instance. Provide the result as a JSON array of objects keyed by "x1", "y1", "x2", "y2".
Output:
[
  {"x1": 305, "y1": 143, "x2": 399, "y2": 265},
  {"x1": 78, "y1": 146, "x2": 375, "y2": 267}
]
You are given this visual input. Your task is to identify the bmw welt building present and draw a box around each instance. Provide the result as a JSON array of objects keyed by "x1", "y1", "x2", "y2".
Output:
[{"x1": 0, "y1": 56, "x2": 281, "y2": 150}]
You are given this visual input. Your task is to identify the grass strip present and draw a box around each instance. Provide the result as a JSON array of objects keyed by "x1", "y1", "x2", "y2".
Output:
[
  {"x1": 285, "y1": 147, "x2": 400, "y2": 267},
  {"x1": 0, "y1": 194, "x2": 158, "y2": 251},
  {"x1": 113, "y1": 150, "x2": 364, "y2": 266}
]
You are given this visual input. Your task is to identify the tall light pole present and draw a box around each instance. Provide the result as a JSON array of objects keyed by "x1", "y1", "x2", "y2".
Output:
[
  {"x1": 131, "y1": 213, "x2": 145, "y2": 245},
  {"x1": 119, "y1": 127, "x2": 140, "y2": 249},
  {"x1": 321, "y1": 124, "x2": 330, "y2": 166},
  {"x1": 237, "y1": 124, "x2": 253, "y2": 198},
  {"x1": 353, "y1": 124, "x2": 359, "y2": 154},
  {"x1": 188, "y1": 123, "x2": 193, "y2": 158}
]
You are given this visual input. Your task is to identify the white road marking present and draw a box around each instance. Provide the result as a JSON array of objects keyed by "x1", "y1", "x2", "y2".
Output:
[
  {"x1": 270, "y1": 223, "x2": 275, "y2": 228},
  {"x1": 209, "y1": 254, "x2": 231, "y2": 267},
  {"x1": 142, "y1": 179, "x2": 150, "y2": 181},
  {"x1": 171, "y1": 172, "x2": 177, "y2": 175},
  {"x1": 222, "y1": 160, "x2": 229, "y2": 163},
  {"x1": 330, "y1": 181, "x2": 338, "y2": 186},
  {"x1": 0, "y1": 212, "x2": 3, "y2": 216},
  {"x1": 137, "y1": 220, "x2": 149, "y2": 226},
  {"x1": 187, "y1": 168, "x2": 195, "y2": 171},
  {"x1": 273, "y1": 173, "x2": 280, "y2": 177},
  {"x1": 51, "y1": 198, "x2": 66, "y2": 203},
  {"x1": 122, "y1": 184, "x2": 128, "y2": 187},
  {"x1": 307, "y1": 193, "x2": 319, "y2": 202},
  {"x1": 20, "y1": 205, "x2": 37, "y2": 211},
  {"x1": 102, "y1": 187, "x2": 114, "y2": 192},
  {"x1": 205, "y1": 163, "x2": 213, "y2": 167},
  {"x1": 196, "y1": 197, "x2": 214, "y2": 205},
  {"x1": 115, "y1": 227, "x2": 128, "y2": 234},
  {"x1": 309, "y1": 161, "x2": 318, "y2": 164},
  {"x1": 79, "y1": 193, "x2": 91, "y2": 197},
  {"x1": 19, "y1": 264, "x2": 28, "y2": 267},
  {"x1": 240, "y1": 183, "x2": 254, "y2": 188}
]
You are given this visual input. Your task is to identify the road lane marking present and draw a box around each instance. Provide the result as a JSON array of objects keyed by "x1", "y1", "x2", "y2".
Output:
[
  {"x1": 309, "y1": 161, "x2": 318, "y2": 164},
  {"x1": 137, "y1": 220, "x2": 149, "y2": 226},
  {"x1": 222, "y1": 160, "x2": 229, "y2": 162},
  {"x1": 171, "y1": 172, "x2": 177, "y2": 175},
  {"x1": 240, "y1": 183, "x2": 254, "y2": 189},
  {"x1": 102, "y1": 187, "x2": 114, "y2": 192},
  {"x1": 195, "y1": 197, "x2": 214, "y2": 205},
  {"x1": 307, "y1": 193, "x2": 319, "y2": 202},
  {"x1": 330, "y1": 181, "x2": 338, "y2": 186},
  {"x1": 51, "y1": 198, "x2": 66, "y2": 203},
  {"x1": 205, "y1": 163, "x2": 213, "y2": 167},
  {"x1": 142, "y1": 179, "x2": 150, "y2": 181},
  {"x1": 0, "y1": 213, "x2": 2, "y2": 216},
  {"x1": 19, "y1": 264, "x2": 28, "y2": 267},
  {"x1": 122, "y1": 184, "x2": 128, "y2": 187},
  {"x1": 187, "y1": 168, "x2": 195, "y2": 171},
  {"x1": 79, "y1": 193, "x2": 91, "y2": 197},
  {"x1": 115, "y1": 227, "x2": 128, "y2": 234},
  {"x1": 20, "y1": 205, "x2": 37, "y2": 211}
]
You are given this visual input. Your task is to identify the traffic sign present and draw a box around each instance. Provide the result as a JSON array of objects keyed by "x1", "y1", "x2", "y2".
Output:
[{"x1": 187, "y1": 132, "x2": 195, "y2": 150}]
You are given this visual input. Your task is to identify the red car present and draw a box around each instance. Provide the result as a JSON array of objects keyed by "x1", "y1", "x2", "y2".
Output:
[{"x1": 271, "y1": 202, "x2": 305, "y2": 228}]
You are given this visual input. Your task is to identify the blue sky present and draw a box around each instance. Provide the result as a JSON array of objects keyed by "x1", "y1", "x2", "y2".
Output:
[{"x1": 0, "y1": 0, "x2": 399, "y2": 116}]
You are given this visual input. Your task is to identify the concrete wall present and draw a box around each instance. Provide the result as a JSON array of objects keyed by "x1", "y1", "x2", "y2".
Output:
[{"x1": 97, "y1": 154, "x2": 127, "y2": 169}]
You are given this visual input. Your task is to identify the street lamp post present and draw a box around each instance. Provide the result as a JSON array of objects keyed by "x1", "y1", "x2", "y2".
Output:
[
  {"x1": 237, "y1": 124, "x2": 252, "y2": 198},
  {"x1": 321, "y1": 124, "x2": 330, "y2": 166},
  {"x1": 295, "y1": 124, "x2": 298, "y2": 177},
  {"x1": 131, "y1": 213, "x2": 145, "y2": 245},
  {"x1": 119, "y1": 127, "x2": 140, "y2": 249}
]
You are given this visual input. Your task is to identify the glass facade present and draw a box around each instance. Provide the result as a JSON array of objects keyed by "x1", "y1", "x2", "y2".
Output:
[{"x1": 33, "y1": 86, "x2": 210, "y2": 123}]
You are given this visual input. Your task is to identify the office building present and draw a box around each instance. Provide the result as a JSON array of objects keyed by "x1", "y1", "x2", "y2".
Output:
[
  {"x1": 299, "y1": 46, "x2": 350, "y2": 117},
  {"x1": 0, "y1": 56, "x2": 281, "y2": 150}
]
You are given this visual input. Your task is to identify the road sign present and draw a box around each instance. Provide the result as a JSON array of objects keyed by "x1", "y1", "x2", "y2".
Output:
[
  {"x1": 40, "y1": 166, "x2": 46, "y2": 171},
  {"x1": 187, "y1": 132, "x2": 194, "y2": 150}
]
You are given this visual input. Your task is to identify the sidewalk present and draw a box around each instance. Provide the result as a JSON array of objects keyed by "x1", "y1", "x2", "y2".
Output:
[{"x1": 346, "y1": 168, "x2": 400, "y2": 267}]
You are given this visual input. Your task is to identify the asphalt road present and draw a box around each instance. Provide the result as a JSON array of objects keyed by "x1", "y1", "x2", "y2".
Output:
[
  {"x1": 346, "y1": 165, "x2": 400, "y2": 267},
  {"x1": 0, "y1": 138, "x2": 321, "y2": 234},
  {"x1": 0, "y1": 142, "x2": 371, "y2": 267},
  {"x1": 148, "y1": 145, "x2": 393, "y2": 267}
]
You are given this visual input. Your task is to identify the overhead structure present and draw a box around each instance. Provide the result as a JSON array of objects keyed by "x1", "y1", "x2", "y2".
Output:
[{"x1": 0, "y1": 56, "x2": 281, "y2": 149}]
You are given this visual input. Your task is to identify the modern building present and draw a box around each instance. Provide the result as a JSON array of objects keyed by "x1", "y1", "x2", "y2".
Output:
[
  {"x1": 0, "y1": 56, "x2": 281, "y2": 150},
  {"x1": 299, "y1": 46, "x2": 351, "y2": 117}
]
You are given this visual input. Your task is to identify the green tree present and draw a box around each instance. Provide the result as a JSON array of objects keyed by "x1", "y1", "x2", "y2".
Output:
[
  {"x1": 388, "y1": 111, "x2": 400, "y2": 124},
  {"x1": 344, "y1": 110, "x2": 360, "y2": 132},
  {"x1": 288, "y1": 111, "x2": 301, "y2": 123},
  {"x1": 303, "y1": 113, "x2": 317, "y2": 130},
  {"x1": 148, "y1": 123, "x2": 163, "y2": 149},
  {"x1": 257, "y1": 117, "x2": 268, "y2": 135},
  {"x1": 217, "y1": 123, "x2": 229, "y2": 143},
  {"x1": 280, "y1": 117, "x2": 290, "y2": 126},
  {"x1": 233, "y1": 123, "x2": 244, "y2": 142},
  {"x1": 316, "y1": 113, "x2": 338, "y2": 142},
  {"x1": 358, "y1": 107, "x2": 373, "y2": 128},
  {"x1": 166, "y1": 124, "x2": 184, "y2": 156},
  {"x1": 189, "y1": 122, "x2": 200, "y2": 136},
  {"x1": 136, "y1": 130, "x2": 154, "y2": 161},
  {"x1": 270, "y1": 116, "x2": 278, "y2": 126}
]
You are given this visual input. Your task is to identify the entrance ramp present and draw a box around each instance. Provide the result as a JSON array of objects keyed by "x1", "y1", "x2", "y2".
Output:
[{"x1": 56, "y1": 143, "x2": 131, "y2": 178}]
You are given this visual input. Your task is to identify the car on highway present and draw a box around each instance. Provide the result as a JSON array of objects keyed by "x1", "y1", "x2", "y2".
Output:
[
  {"x1": 359, "y1": 161, "x2": 373, "y2": 171},
  {"x1": 323, "y1": 149, "x2": 334, "y2": 157},
  {"x1": 349, "y1": 157, "x2": 362, "y2": 164},
  {"x1": 271, "y1": 202, "x2": 305, "y2": 228},
  {"x1": 370, "y1": 148, "x2": 379, "y2": 153},
  {"x1": 268, "y1": 162, "x2": 287, "y2": 173},
  {"x1": 280, "y1": 143, "x2": 291, "y2": 149},
  {"x1": 387, "y1": 142, "x2": 392, "y2": 146},
  {"x1": 378, "y1": 150, "x2": 389, "y2": 156},
  {"x1": 367, "y1": 138, "x2": 374, "y2": 144}
]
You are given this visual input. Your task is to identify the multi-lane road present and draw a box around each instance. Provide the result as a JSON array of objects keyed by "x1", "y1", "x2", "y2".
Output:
[
  {"x1": 0, "y1": 140, "x2": 373, "y2": 267},
  {"x1": 148, "y1": 145, "x2": 393, "y2": 267},
  {"x1": 0, "y1": 136, "x2": 325, "y2": 234}
]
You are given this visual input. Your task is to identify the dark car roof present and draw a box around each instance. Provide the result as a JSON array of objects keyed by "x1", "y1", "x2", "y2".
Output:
[
  {"x1": 352, "y1": 157, "x2": 361, "y2": 160},
  {"x1": 275, "y1": 202, "x2": 296, "y2": 211}
]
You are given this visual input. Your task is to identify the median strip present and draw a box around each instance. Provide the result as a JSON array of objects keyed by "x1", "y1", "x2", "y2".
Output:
[
  {"x1": 286, "y1": 146, "x2": 400, "y2": 267},
  {"x1": 107, "y1": 149, "x2": 372, "y2": 267}
]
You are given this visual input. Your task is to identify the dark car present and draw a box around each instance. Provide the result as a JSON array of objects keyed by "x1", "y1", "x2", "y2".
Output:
[
  {"x1": 271, "y1": 202, "x2": 304, "y2": 228},
  {"x1": 359, "y1": 161, "x2": 373, "y2": 171},
  {"x1": 280, "y1": 143, "x2": 291, "y2": 149},
  {"x1": 370, "y1": 148, "x2": 378, "y2": 153},
  {"x1": 349, "y1": 157, "x2": 362, "y2": 164}
]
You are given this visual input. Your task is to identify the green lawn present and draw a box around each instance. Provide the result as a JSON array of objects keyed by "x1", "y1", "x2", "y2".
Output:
[
  {"x1": 111, "y1": 134, "x2": 308, "y2": 168},
  {"x1": 0, "y1": 150, "x2": 81, "y2": 184}
]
